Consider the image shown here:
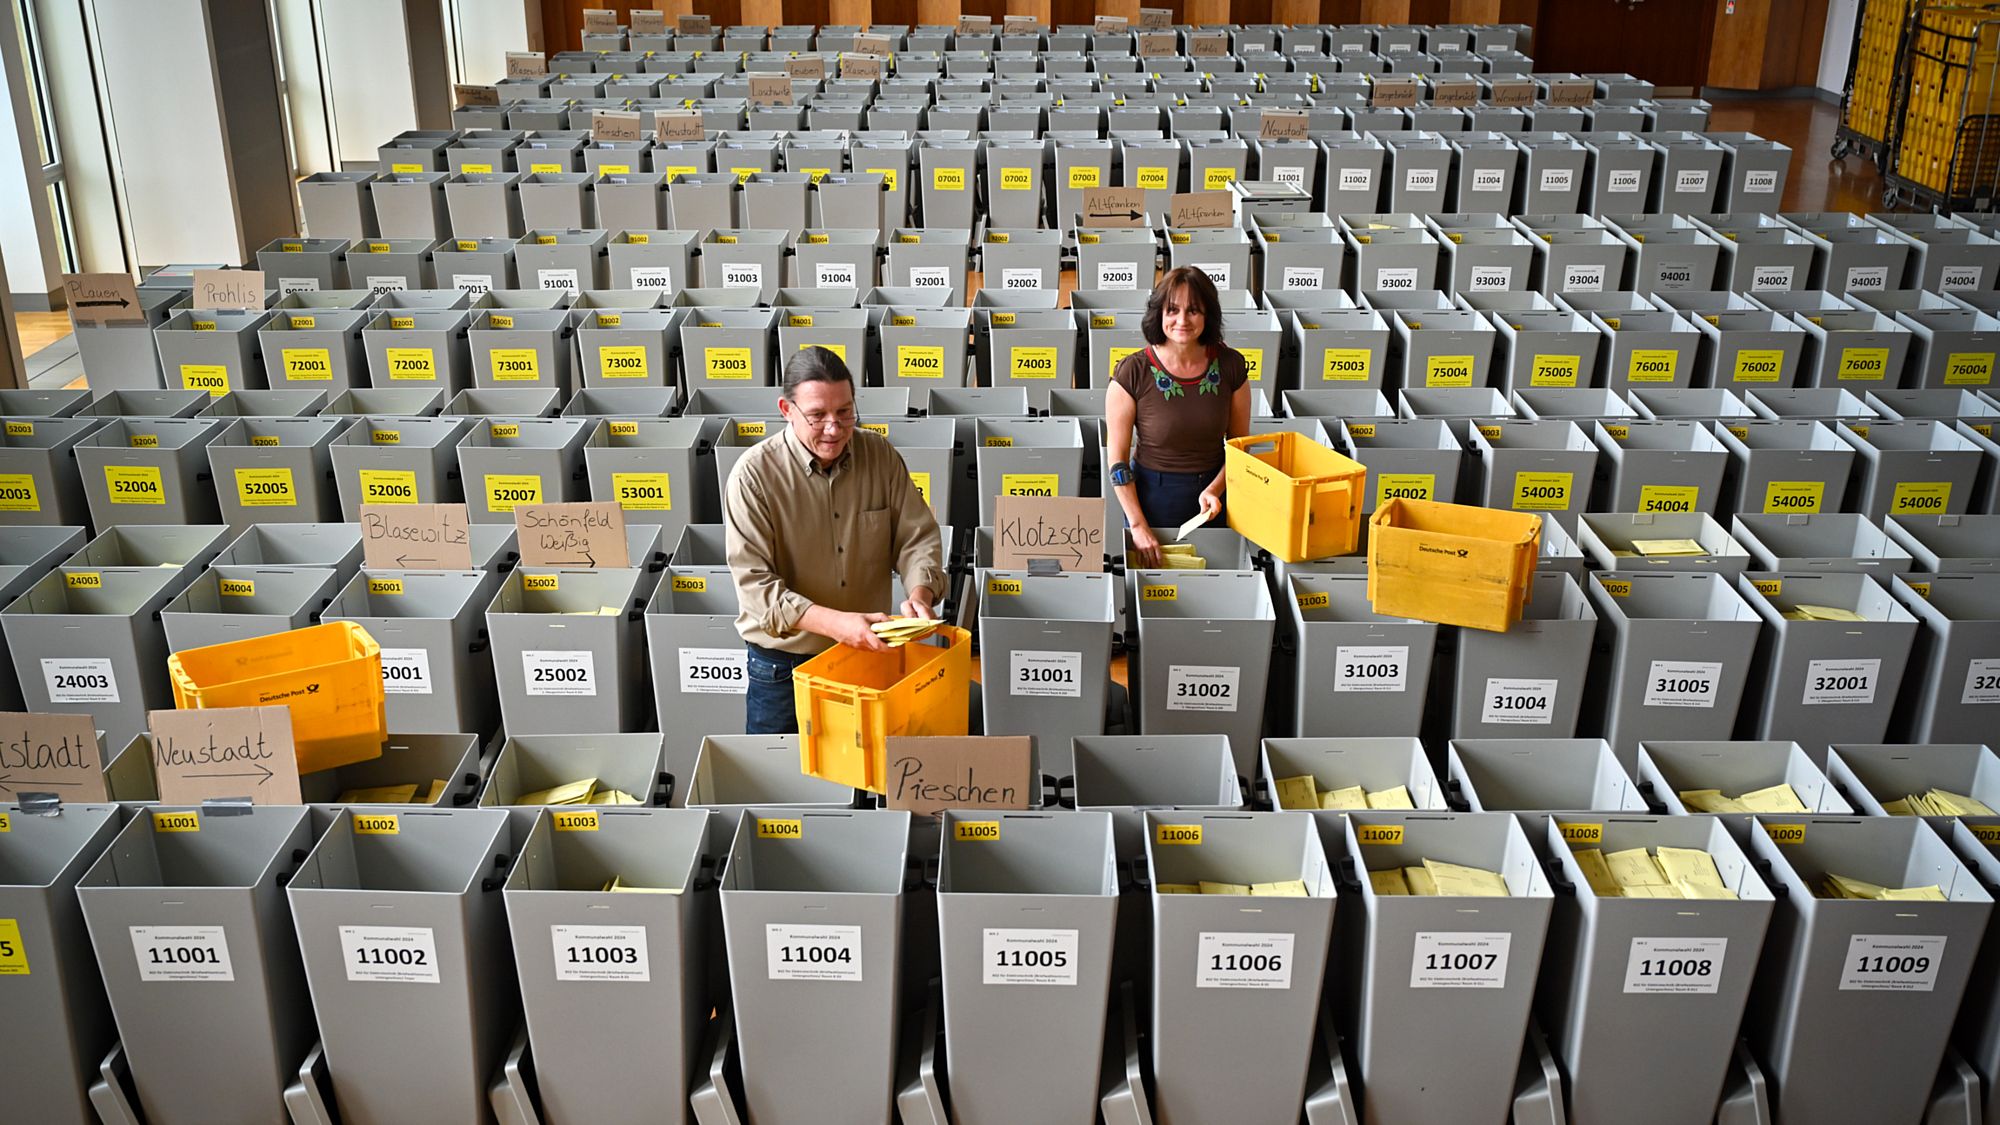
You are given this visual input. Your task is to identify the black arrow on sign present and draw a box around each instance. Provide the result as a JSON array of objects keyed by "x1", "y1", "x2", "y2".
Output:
[
  {"x1": 394, "y1": 554, "x2": 437, "y2": 567},
  {"x1": 0, "y1": 775, "x2": 84, "y2": 793},
  {"x1": 1087, "y1": 208, "x2": 1144, "y2": 221},
  {"x1": 76, "y1": 298, "x2": 132, "y2": 309},
  {"x1": 192, "y1": 763, "x2": 274, "y2": 785},
  {"x1": 1024, "y1": 546, "x2": 1084, "y2": 566}
]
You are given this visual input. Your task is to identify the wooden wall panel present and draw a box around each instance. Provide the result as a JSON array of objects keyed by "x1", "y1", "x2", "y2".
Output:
[
  {"x1": 828, "y1": 0, "x2": 870, "y2": 24},
  {"x1": 1272, "y1": 0, "x2": 1323, "y2": 23},
  {"x1": 1708, "y1": 0, "x2": 1773, "y2": 88},
  {"x1": 1185, "y1": 0, "x2": 1233, "y2": 25},
  {"x1": 1538, "y1": 0, "x2": 1715, "y2": 89},
  {"x1": 783, "y1": 0, "x2": 833, "y2": 26},
  {"x1": 917, "y1": 0, "x2": 960, "y2": 25},
  {"x1": 741, "y1": 0, "x2": 784, "y2": 28},
  {"x1": 1409, "y1": 0, "x2": 1451, "y2": 21},
  {"x1": 1450, "y1": 0, "x2": 1501, "y2": 20},
  {"x1": 1358, "y1": 0, "x2": 1411, "y2": 21}
]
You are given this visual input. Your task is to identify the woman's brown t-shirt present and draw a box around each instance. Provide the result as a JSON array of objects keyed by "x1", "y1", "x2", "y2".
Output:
[{"x1": 1111, "y1": 345, "x2": 1249, "y2": 474}]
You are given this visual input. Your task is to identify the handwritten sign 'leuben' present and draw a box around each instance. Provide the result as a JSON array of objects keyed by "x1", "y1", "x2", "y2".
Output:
[
  {"x1": 630, "y1": 9, "x2": 665, "y2": 34},
  {"x1": 1081, "y1": 186, "x2": 1148, "y2": 228},
  {"x1": 192, "y1": 269, "x2": 266, "y2": 311},
  {"x1": 993, "y1": 494, "x2": 1106, "y2": 573},
  {"x1": 1140, "y1": 7, "x2": 1173, "y2": 28},
  {"x1": 0, "y1": 711, "x2": 107, "y2": 802},
  {"x1": 841, "y1": 54, "x2": 884, "y2": 80},
  {"x1": 883, "y1": 736, "x2": 1033, "y2": 816},
  {"x1": 505, "y1": 51, "x2": 547, "y2": 78},
  {"x1": 1259, "y1": 108, "x2": 1309, "y2": 140},
  {"x1": 787, "y1": 56, "x2": 827, "y2": 81},
  {"x1": 581, "y1": 8, "x2": 617, "y2": 33},
  {"x1": 63, "y1": 272, "x2": 141, "y2": 326},
  {"x1": 850, "y1": 33, "x2": 892, "y2": 58},
  {"x1": 747, "y1": 74, "x2": 794, "y2": 106},
  {"x1": 360, "y1": 502, "x2": 473, "y2": 569},
  {"x1": 591, "y1": 109, "x2": 644, "y2": 143},
  {"x1": 1171, "y1": 190, "x2": 1235, "y2": 230},
  {"x1": 148, "y1": 706, "x2": 302, "y2": 806},
  {"x1": 454, "y1": 84, "x2": 500, "y2": 108},
  {"x1": 678, "y1": 13, "x2": 713, "y2": 34},
  {"x1": 513, "y1": 501, "x2": 630, "y2": 568},
  {"x1": 655, "y1": 111, "x2": 705, "y2": 143}
]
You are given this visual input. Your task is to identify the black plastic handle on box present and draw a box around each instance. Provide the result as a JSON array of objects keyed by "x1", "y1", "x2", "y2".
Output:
[
  {"x1": 480, "y1": 852, "x2": 512, "y2": 893},
  {"x1": 650, "y1": 770, "x2": 675, "y2": 807}
]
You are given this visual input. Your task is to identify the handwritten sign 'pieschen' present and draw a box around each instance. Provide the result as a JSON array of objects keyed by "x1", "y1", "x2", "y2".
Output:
[{"x1": 883, "y1": 736, "x2": 1033, "y2": 816}]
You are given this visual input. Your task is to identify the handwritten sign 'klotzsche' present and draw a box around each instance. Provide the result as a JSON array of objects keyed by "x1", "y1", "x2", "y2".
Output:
[{"x1": 993, "y1": 494, "x2": 1105, "y2": 573}]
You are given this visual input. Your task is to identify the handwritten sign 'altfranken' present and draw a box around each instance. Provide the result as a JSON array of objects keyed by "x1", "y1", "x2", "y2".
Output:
[
  {"x1": 993, "y1": 494, "x2": 1105, "y2": 572},
  {"x1": 0, "y1": 711, "x2": 107, "y2": 802},
  {"x1": 1171, "y1": 190, "x2": 1235, "y2": 229}
]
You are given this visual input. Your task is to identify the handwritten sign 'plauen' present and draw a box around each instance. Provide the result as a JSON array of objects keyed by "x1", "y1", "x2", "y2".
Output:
[
  {"x1": 1138, "y1": 32, "x2": 1177, "y2": 57},
  {"x1": 957, "y1": 14, "x2": 992, "y2": 35},
  {"x1": 630, "y1": 9, "x2": 666, "y2": 34},
  {"x1": 591, "y1": 109, "x2": 645, "y2": 142},
  {"x1": 1171, "y1": 190, "x2": 1235, "y2": 229},
  {"x1": 193, "y1": 269, "x2": 266, "y2": 311},
  {"x1": 63, "y1": 272, "x2": 141, "y2": 326},
  {"x1": 883, "y1": 736, "x2": 1033, "y2": 816},
  {"x1": 993, "y1": 494, "x2": 1106, "y2": 573},
  {"x1": 360, "y1": 502, "x2": 473, "y2": 569},
  {"x1": 1259, "y1": 108, "x2": 1309, "y2": 140},
  {"x1": 513, "y1": 501, "x2": 630, "y2": 568},
  {"x1": 0, "y1": 711, "x2": 107, "y2": 802},
  {"x1": 505, "y1": 51, "x2": 547, "y2": 78},
  {"x1": 148, "y1": 706, "x2": 302, "y2": 806}
]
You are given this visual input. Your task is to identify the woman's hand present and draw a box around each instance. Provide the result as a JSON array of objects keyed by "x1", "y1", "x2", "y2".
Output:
[
  {"x1": 1197, "y1": 488, "x2": 1223, "y2": 527},
  {"x1": 1129, "y1": 523, "x2": 1163, "y2": 569}
]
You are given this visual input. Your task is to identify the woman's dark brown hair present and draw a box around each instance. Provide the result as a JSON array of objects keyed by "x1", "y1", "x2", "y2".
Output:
[{"x1": 1140, "y1": 266, "x2": 1225, "y2": 348}]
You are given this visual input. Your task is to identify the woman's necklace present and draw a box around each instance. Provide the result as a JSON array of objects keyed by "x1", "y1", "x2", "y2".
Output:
[{"x1": 1151, "y1": 345, "x2": 1221, "y2": 399}]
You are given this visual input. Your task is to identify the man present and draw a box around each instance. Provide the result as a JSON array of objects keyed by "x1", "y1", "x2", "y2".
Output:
[{"x1": 724, "y1": 346, "x2": 947, "y2": 734}]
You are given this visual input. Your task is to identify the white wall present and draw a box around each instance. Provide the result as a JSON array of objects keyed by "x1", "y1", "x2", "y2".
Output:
[
  {"x1": 452, "y1": 0, "x2": 536, "y2": 86},
  {"x1": 0, "y1": 2, "x2": 61, "y2": 301},
  {"x1": 1819, "y1": 0, "x2": 1859, "y2": 95},
  {"x1": 323, "y1": 0, "x2": 422, "y2": 167}
]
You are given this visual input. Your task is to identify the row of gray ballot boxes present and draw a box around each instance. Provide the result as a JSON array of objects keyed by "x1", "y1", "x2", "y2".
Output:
[{"x1": 8, "y1": 777, "x2": 2000, "y2": 1125}]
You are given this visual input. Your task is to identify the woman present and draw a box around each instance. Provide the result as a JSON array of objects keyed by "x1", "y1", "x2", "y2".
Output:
[{"x1": 1107, "y1": 266, "x2": 1252, "y2": 567}]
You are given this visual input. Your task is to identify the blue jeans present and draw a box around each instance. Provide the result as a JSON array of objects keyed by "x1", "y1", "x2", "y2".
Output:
[
  {"x1": 745, "y1": 644, "x2": 814, "y2": 734},
  {"x1": 1135, "y1": 463, "x2": 1225, "y2": 533}
]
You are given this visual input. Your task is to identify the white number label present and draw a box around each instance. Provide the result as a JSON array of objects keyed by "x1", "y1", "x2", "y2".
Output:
[
  {"x1": 1196, "y1": 932, "x2": 1295, "y2": 989},
  {"x1": 1941, "y1": 266, "x2": 1984, "y2": 291},
  {"x1": 1095, "y1": 262, "x2": 1139, "y2": 290},
  {"x1": 1165, "y1": 664, "x2": 1240, "y2": 712},
  {"x1": 1338, "y1": 167, "x2": 1374, "y2": 193},
  {"x1": 983, "y1": 928, "x2": 1079, "y2": 986},
  {"x1": 1562, "y1": 264, "x2": 1606, "y2": 293},
  {"x1": 909, "y1": 265, "x2": 952, "y2": 289},
  {"x1": 279, "y1": 277, "x2": 319, "y2": 295},
  {"x1": 1644, "y1": 660, "x2": 1722, "y2": 709},
  {"x1": 1000, "y1": 267, "x2": 1043, "y2": 290},
  {"x1": 1274, "y1": 166, "x2": 1305, "y2": 189},
  {"x1": 552, "y1": 924, "x2": 650, "y2": 982},
  {"x1": 1845, "y1": 265, "x2": 1888, "y2": 292},
  {"x1": 1674, "y1": 169, "x2": 1711, "y2": 194},
  {"x1": 1608, "y1": 169, "x2": 1642, "y2": 193},
  {"x1": 815, "y1": 262, "x2": 856, "y2": 288},
  {"x1": 1011, "y1": 650, "x2": 1083, "y2": 698},
  {"x1": 679, "y1": 647, "x2": 748, "y2": 695},
  {"x1": 1840, "y1": 934, "x2": 1945, "y2": 992},
  {"x1": 378, "y1": 648, "x2": 434, "y2": 696},
  {"x1": 1744, "y1": 169, "x2": 1778, "y2": 194},
  {"x1": 340, "y1": 925, "x2": 441, "y2": 983},
  {"x1": 1481, "y1": 677, "x2": 1557, "y2": 725},
  {"x1": 1282, "y1": 266, "x2": 1324, "y2": 290},
  {"x1": 1624, "y1": 936, "x2": 1727, "y2": 995},
  {"x1": 1540, "y1": 168, "x2": 1574, "y2": 192},
  {"x1": 537, "y1": 268, "x2": 579, "y2": 292},
  {"x1": 722, "y1": 263, "x2": 763, "y2": 290},
  {"x1": 1411, "y1": 931, "x2": 1511, "y2": 989},
  {"x1": 130, "y1": 926, "x2": 234, "y2": 982},
  {"x1": 1472, "y1": 168, "x2": 1506, "y2": 193},
  {"x1": 1469, "y1": 266, "x2": 1513, "y2": 291},
  {"x1": 524, "y1": 650, "x2": 598, "y2": 696},
  {"x1": 1334, "y1": 645, "x2": 1407, "y2": 693},
  {"x1": 1963, "y1": 659, "x2": 2000, "y2": 705},
  {"x1": 366, "y1": 276, "x2": 408, "y2": 293},
  {"x1": 1750, "y1": 265, "x2": 1795, "y2": 291},
  {"x1": 1802, "y1": 658, "x2": 1880, "y2": 705},
  {"x1": 629, "y1": 266, "x2": 674, "y2": 289},
  {"x1": 1374, "y1": 267, "x2": 1418, "y2": 291},
  {"x1": 451, "y1": 273, "x2": 493, "y2": 295},
  {"x1": 766, "y1": 923, "x2": 863, "y2": 982},
  {"x1": 42, "y1": 658, "x2": 119, "y2": 704},
  {"x1": 1193, "y1": 263, "x2": 1232, "y2": 289},
  {"x1": 1404, "y1": 168, "x2": 1440, "y2": 193}
]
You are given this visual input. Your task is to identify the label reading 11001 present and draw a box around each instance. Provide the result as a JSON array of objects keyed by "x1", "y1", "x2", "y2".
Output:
[{"x1": 130, "y1": 926, "x2": 234, "y2": 982}]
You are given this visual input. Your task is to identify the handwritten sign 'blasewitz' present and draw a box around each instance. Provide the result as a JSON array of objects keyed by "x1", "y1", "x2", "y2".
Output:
[
  {"x1": 360, "y1": 503, "x2": 473, "y2": 569},
  {"x1": 0, "y1": 711, "x2": 107, "y2": 802},
  {"x1": 505, "y1": 52, "x2": 547, "y2": 78},
  {"x1": 883, "y1": 736, "x2": 1033, "y2": 816},
  {"x1": 1171, "y1": 190, "x2": 1235, "y2": 229},
  {"x1": 63, "y1": 272, "x2": 141, "y2": 326},
  {"x1": 193, "y1": 269, "x2": 266, "y2": 311},
  {"x1": 513, "y1": 502, "x2": 630, "y2": 568},
  {"x1": 841, "y1": 54, "x2": 884, "y2": 80},
  {"x1": 149, "y1": 706, "x2": 302, "y2": 806},
  {"x1": 993, "y1": 495, "x2": 1106, "y2": 573}
]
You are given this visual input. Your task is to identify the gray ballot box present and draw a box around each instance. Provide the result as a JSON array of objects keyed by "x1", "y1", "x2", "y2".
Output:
[
  {"x1": 585, "y1": 418, "x2": 707, "y2": 542},
  {"x1": 1332, "y1": 810, "x2": 1554, "y2": 1125},
  {"x1": 324, "y1": 569, "x2": 499, "y2": 735},
  {"x1": 1588, "y1": 418, "x2": 1729, "y2": 515},
  {"x1": 502, "y1": 806, "x2": 715, "y2": 1125},
  {"x1": 154, "y1": 308, "x2": 272, "y2": 399},
  {"x1": 467, "y1": 308, "x2": 574, "y2": 397},
  {"x1": 1743, "y1": 815, "x2": 1992, "y2": 1125},
  {"x1": 0, "y1": 386, "x2": 90, "y2": 416},
  {"x1": 328, "y1": 415, "x2": 471, "y2": 515},
  {"x1": 485, "y1": 565, "x2": 650, "y2": 734},
  {"x1": 936, "y1": 810, "x2": 1119, "y2": 1125},
  {"x1": 76, "y1": 805, "x2": 319, "y2": 1125},
  {"x1": 455, "y1": 416, "x2": 591, "y2": 523},
  {"x1": 1469, "y1": 418, "x2": 1600, "y2": 532},
  {"x1": 447, "y1": 387, "x2": 560, "y2": 419},
  {"x1": 0, "y1": 416, "x2": 102, "y2": 528},
  {"x1": 75, "y1": 418, "x2": 226, "y2": 529},
  {"x1": 1634, "y1": 740, "x2": 1853, "y2": 815},
  {"x1": 1887, "y1": 572, "x2": 2000, "y2": 743},
  {"x1": 1843, "y1": 419, "x2": 1987, "y2": 520},
  {"x1": 1128, "y1": 569, "x2": 1277, "y2": 779},
  {"x1": 0, "y1": 802, "x2": 122, "y2": 1125},
  {"x1": 286, "y1": 808, "x2": 517, "y2": 1125},
  {"x1": 1732, "y1": 512, "x2": 1916, "y2": 574},
  {"x1": 1335, "y1": 417, "x2": 1466, "y2": 512},
  {"x1": 206, "y1": 417, "x2": 345, "y2": 529},
  {"x1": 296, "y1": 732, "x2": 482, "y2": 808},
  {"x1": 562, "y1": 387, "x2": 675, "y2": 420},
  {"x1": 1884, "y1": 513, "x2": 2000, "y2": 571},
  {"x1": 1714, "y1": 420, "x2": 1856, "y2": 519},
  {"x1": 1584, "y1": 571, "x2": 1766, "y2": 773},
  {"x1": 973, "y1": 418, "x2": 1085, "y2": 526},
  {"x1": 1, "y1": 565, "x2": 182, "y2": 742},
  {"x1": 646, "y1": 565, "x2": 748, "y2": 747},
  {"x1": 719, "y1": 808, "x2": 911, "y2": 1125},
  {"x1": 1450, "y1": 571, "x2": 1599, "y2": 739},
  {"x1": 1537, "y1": 815, "x2": 1776, "y2": 1125},
  {"x1": 1445, "y1": 738, "x2": 1647, "y2": 814},
  {"x1": 197, "y1": 389, "x2": 329, "y2": 420},
  {"x1": 1143, "y1": 810, "x2": 1335, "y2": 1125},
  {"x1": 977, "y1": 570, "x2": 1116, "y2": 773},
  {"x1": 1944, "y1": 819, "x2": 2000, "y2": 1125},
  {"x1": 320, "y1": 387, "x2": 448, "y2": 418},
  {"x1": 1630, "y1": 387, "x2": 1757, "y2": 423},
  {"x1": 1825, "y1": 741, "x2": 2000, "y2": 818},
  {"x1": 1575, "y1": 512, "x2": 1751, "y2": 578},
  {"x1": 299, "y1": 171, "x2": 379, "y2": 240},
  {"x1": 1284, "y1": 572, "x2": 1437, "y2": 738},
  {"x1": 160, "y1": 565, "x2": 341, "y2": 653},
  {"x1": 73, "y1": 288, "x2": 185, "y2": 391},
  {"x1": 0, "y1": 525, "x2": 88, "y2": 708},
  {"x1": 479, "y1": 733, "x2": 670, "y2": 810},
  {"x1": 1259, "y1": 736, "x2": 1451, "y2": 811},
  {"x1": 1737, "y1": 571, "x2": 1919, "y2": 751},
  {"x1": 685, "y1": 735, "x2": 857, "y2": 849}
]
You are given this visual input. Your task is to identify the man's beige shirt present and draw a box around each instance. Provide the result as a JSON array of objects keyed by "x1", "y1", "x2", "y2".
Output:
[{"x1": 725, "y1": 425, "x2": 946, "y2": 654}]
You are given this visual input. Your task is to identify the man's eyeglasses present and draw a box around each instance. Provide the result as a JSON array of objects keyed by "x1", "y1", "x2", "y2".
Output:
[{"x1": 799, "y1": 409, "x2": 857, "y2": 429}]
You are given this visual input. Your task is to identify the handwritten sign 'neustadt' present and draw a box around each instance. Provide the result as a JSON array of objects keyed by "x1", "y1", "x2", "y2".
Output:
[
  {"x1": 359, "y1": 503, "x2": 474, "y2": 569},
  {"x1": 1259, "y1": 108, "x2": 1309, "y2": 140},
  {"x1": 0, "y1": 711, "x2": 107, "y2": 802},
  {"x1": 882, "y1": 736, "x2": 1033, "y2": 816},
  {"x1": 993, "y1": 495, "x2": 1105, "y2": 573},
  {"x1": 655, "y1": 111, "x2": 705, "y2": 143},
  {"x1": 148, "y1": 706, "x2": 302, "y2": 806},
  {"x1": 513, "y1": 502, "x2": 630, "y2": 568}
]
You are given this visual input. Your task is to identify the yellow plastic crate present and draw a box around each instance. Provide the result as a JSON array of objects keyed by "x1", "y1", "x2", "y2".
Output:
[
  {"x1": 168, "y1": 620, "x2": 387, "y2": 773},
  {"x1": 1366, "y1": 498, "x2": 1541, "y2": 632},
  {"x1": 1222, "y1": 431, "x2": 1367, "y2": 562},
  {"x1": 793, "y1": 624, "x2": 971, "y2": 793}
]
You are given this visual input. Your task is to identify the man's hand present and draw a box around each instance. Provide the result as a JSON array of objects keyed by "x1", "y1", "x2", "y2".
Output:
[
  {"x1": 898, "y1": 585, "x2": 936, "y2": 621},
  {"x1": 1129, "y1": 522, "x2": 1163, "y2": 568},
  {"x1": 832, "y1": 610, "x2": 892, "y2": 651}
]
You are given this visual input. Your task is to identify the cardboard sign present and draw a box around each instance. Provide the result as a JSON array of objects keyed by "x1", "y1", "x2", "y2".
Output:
[
  {"x1": 630, "y1": 9, "x2": 666, "y2": 34},
  {"x1": 1080, "y1": 186, "x2": 1147, "y2": 227},
  {"x1": 993, "y1": 495, "x2": 1106, "y2": 573},
  {"x1": 883, "y1": 736, "x2": 1033, "y2": 816},
  {"x1": 747, "y1": 74, "x2": 794, "y2": 105},
  {"x1": 359, "y1": 503, "x2": 473, "y2": 569},
  {"x1": 787, "y1": 56, "x2": 826, "y2": 80},
  {"x1": 841, "y1": 54, "x2": 884, "y2": 80},
  {"x1": 0, "y1": 711, "x2": 108, "y2": 802},
  {"x1": 1094, "y1": 14, "x2": 1129, "y2": 31},
  {"x1": 513, "y1": 502, "x2": 631, "y2": 568},
  {"x1": 1140, "y1": 8, "x2": 1173, "y2": 28},
  {"x1": 1138, "y1": 32, "x2": 1176, "y2": 57},
  {"x1": 1002, "y1": 15, "x2": 1039, "y2": 35},
  {"x1": 149, "y1": 707, "x2": 302, "y2": 806},
  {"x1": 581, "y1": 8, "x2": 617, "y2": 33},
  {"x1": 851, "y1": 33, "x2": 892, "y2": 57},
  {"x1": 1188, "y1": 32, "x2": 1228, "y2": 57},
  {"x1": 63, "y1": 272, "x2": 141, "y2": 326},
  {"x1": 505, "y1": 51, "x2": 547, "y2": 78},
  {"x1": 655, "y1": 110, "x2": 705, "y2": 142},
  {"x1": 1430, "y1": 78, "x2": 1479, "y2": 107},
  {"x1": 591, "y1": 109, "x2": 644, "y2": 142},
  {"x1": 1259, "y1": 108, "x2": 1309, "y2": 140},
  {"x1": 957, "y1": 14, "x2": 992, "y2": 35},
  {"x1": 1488, "y1": 78, "x2": 1535, "y2": 107},
  {"x1": 1548, "y1": 80, "x2": 1593, "y2": 106},
  {"x1": 454, "y1": 84, "x2": 500, "y2": 107},
  {"x1": 1171, "y1": 190, "x2": 1235, "y2": 228},
  {"x1": 677, "y1": 13, "x2": 713, "y2": 34},
  {"x1": 192, "y1": 269, "x2": 266, "y2": 310},
  {"x1": 1371, "y1": 78, "x2": 1419, "y2": 107}
]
